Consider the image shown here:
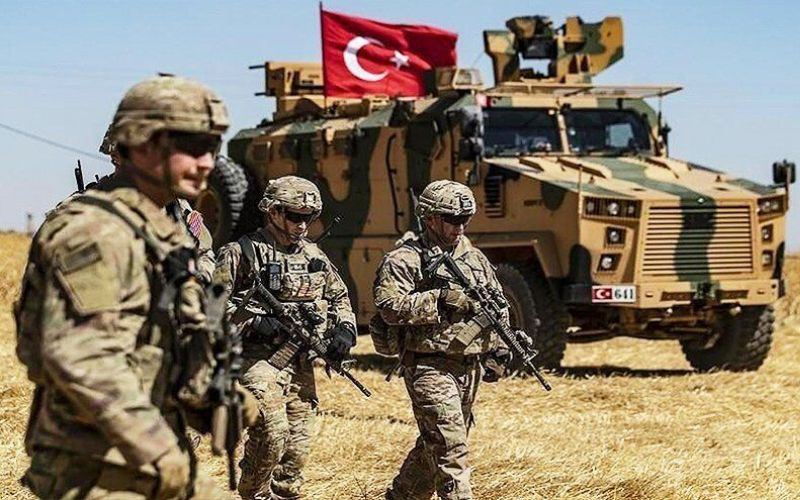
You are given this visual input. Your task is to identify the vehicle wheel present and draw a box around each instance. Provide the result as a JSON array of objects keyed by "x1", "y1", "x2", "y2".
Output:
[
  {"x1": 680, "y1": 305, "x2": 774, "y2": 372},
  {"x1": 496, "y1": 261, "x2": 569, "y2": 369},
  {"x1": 195, "y1": 155, "x2": 260, "y2": 248}
]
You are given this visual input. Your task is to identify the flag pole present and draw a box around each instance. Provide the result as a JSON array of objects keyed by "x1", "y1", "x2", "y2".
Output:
[{"x1": 319, "y1": 1, "x2": 327, "y2": 111}]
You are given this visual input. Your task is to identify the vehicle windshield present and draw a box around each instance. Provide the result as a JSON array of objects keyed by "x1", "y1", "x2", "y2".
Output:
[
  {"x1": 564, "y1": 109, "x2": 651, "y2": 155},
  {"x1": 483, "y1": 108, "x2": 561, "y2": 156}
]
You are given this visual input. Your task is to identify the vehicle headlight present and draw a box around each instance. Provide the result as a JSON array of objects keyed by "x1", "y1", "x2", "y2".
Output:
[
  {"x1": 762, "y1": 250, "x2": 774, "y2": 267},
  {"x1": 583, "y1": 197, "x2": 641, "y2": 218},
  {"x1": 761, "y1": 225, "x2": 773, "y2": 242},
  {"x1": 758, "y1": 196, "x2": 784, "y2": 216},
  {"x1": 598, "y1": 253, "x2": 620, "y2": 272},
  {"x1": 606, "y1": 227, "x2": 625, "y2": 245}
]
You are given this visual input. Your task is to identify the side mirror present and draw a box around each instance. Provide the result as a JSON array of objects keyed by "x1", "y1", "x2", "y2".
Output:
[
  {"x1": 452, "y1": 106, "x2": 484, "y2": 186},
  {"x1": 772, "y1": 159, "x2": 796, "y2": 185}
]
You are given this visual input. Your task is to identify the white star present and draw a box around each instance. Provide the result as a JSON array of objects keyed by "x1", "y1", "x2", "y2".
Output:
[{"x1": 390, "y1": 50, "x2": 410, "y2": 69}]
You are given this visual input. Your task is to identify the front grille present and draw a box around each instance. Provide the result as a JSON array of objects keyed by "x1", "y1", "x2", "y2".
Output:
[{"x1": 642, "y1": 205, "x2": 754, "y2": 278}]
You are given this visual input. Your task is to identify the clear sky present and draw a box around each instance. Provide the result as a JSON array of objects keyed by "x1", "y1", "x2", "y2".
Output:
[{"x1": 2, "y1": 0, "x2": 799, "y2": 248}]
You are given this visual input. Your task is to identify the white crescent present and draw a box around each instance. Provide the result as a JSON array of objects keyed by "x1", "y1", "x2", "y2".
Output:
[{"x1": 344, "y1": 36, "x2": 388, "y2": 82}]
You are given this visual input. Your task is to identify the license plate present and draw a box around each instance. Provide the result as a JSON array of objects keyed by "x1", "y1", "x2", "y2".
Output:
[{"x1": 592, "y1": 285, "x2": 636, "y2": 303}]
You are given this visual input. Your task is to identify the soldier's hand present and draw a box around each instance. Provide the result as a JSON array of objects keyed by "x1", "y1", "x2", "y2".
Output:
[
  {"x1": 237, "y1": 384, "x2": 259, "y2": 427},
  {"x1": 179, "y1": 280, "x2": 206, "y2": 332},
  {"x1": 154, "y1": 445, "x2": 190, "y2": 499},
  {"x1": 483, "y1": 346, "x2": 512, "y2": 383},
  {"x1": 326, "y1": 321, "x2": 357, "y2": 362},
  {"x1": 439, "y1": 288, "x2": 472, "y2": 315}
]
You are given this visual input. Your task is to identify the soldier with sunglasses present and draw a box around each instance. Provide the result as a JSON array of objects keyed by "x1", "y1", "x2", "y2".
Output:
[
  {"x1": 374, "y1": 180, "x2": 512, "y2": 500},
  {"x1": 16, "y1": 75, "x2": 258, "y2": 499},
  {"x1": 213, "y1": 175, "x2": 357, "y2": 500},
  {"x1": 96, "y1": 125, "x2": 216, "y2": 287}
]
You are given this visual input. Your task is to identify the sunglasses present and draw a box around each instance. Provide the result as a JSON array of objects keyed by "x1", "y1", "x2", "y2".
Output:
[
  {"x1": 281, "y1": 209, "x2": 316, "y2": 224},
  {"x1": 440, "y1": 214, "x2": 472, "y2": 226},
  {"x1": 170, "y1": 132, "x2": 221, "y2": 157}
]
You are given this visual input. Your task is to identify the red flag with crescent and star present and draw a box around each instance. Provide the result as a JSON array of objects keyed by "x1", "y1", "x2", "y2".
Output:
[{"x1": 321, "y1": 8, "x2": 457, "y2": 98}]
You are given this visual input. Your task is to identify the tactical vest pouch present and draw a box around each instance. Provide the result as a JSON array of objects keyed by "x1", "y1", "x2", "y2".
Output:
[{"x1": 369, "y1": 313, "x2": 401, "y2": 357}]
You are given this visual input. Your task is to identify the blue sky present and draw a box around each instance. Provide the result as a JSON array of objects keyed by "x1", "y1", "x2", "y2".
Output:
[{"x1": 2, "y1": 0, "x2": 799, "y2": 248}]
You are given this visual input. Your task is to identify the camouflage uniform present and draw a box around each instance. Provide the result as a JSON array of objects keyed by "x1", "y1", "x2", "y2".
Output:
[
  {"x1": 374, "y1": 181, "x2": 508, "y2": 500},
  {"x1": 214, "y1": 176, "x2": 356, "y2": 500},
  {"x1": 14, "y1": 76, "x2": 231, "y2": 499}
]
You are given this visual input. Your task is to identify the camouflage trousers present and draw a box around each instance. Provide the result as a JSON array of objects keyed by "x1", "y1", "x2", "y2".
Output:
[
  {"x1": 389, "y1": 354, "x2": 482, "y2": 500},
  {"x1": 238, "y1": 356, "x2": 317, "y2": 500},
  {"x1": 22, "y1": 446, "x2": 227, "y2": 499}
]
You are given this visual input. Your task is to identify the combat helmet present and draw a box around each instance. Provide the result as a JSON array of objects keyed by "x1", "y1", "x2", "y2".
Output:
[
  {"x1": 111, "y1": 75, "x2": 229, "y2": 148},
  {"x1": 258, "y1": 176, "x2": 322, "y2": 216},
  {"x1": 417, "y1": 180, "x2": 476, "y2": 217}
]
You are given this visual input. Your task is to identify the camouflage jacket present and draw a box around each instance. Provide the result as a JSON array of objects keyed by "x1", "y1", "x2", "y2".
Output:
[
  {"x1": 14, "y1": 174, "x2": 213, "y2": 469},
  {"x1": 373, "y1": 233, "x2": 507, "y2": 355},
  {"x1": 214, "y1": 228, "x2": 356, "y2": 354}
]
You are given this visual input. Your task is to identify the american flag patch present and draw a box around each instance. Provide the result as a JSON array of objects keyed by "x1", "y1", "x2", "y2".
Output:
[{"x1": 187, "y1": 211, "x2": 204, "y2": 238}]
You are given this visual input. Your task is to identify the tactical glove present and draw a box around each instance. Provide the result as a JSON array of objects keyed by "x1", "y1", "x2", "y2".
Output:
[
  {"x1": 439, "y1": 288, "x2": 472, "y2": 315},
  {"x1": 237, "y1": 383, "x2": 259, "y2": 428},
  {"x1": 326, "y1": 321, "x2": 357, "y2": 362},
  {"x1": 249, "y1": 315, "x2": 285, "y2": 345},
  {"x1": 482, "y1": 346, "x2": 512, "y2": 383},
  {"x1": 154, "y1": 445, "x2": 190, "y2": 499}
]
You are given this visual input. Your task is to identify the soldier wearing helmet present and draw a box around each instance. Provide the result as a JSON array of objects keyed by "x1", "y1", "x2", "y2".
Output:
[
  {"x1": 97, "y1": 122, "x2": 217, "y2": 285},
  {"x1": 16, "y1": 75, "x2": 256, "y2": 499},
  {"x1": 373, "y1": 180, "x2": 512, "y2": 500},
  {"x1": 214, "y1": 175, "x2": 356, "y2": 500}
]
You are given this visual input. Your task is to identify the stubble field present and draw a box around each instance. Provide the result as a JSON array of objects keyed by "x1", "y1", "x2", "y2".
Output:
[{"x1": 1, "y1": 231, "x2": 799, "y2": 499}]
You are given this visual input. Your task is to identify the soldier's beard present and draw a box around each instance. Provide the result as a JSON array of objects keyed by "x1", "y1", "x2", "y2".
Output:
[{"x1": 426, "y1": 225, "x2": 462, "y2": 250}]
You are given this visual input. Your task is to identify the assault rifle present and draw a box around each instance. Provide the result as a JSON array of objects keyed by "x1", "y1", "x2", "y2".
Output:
[
  {"x1": 206, "y1": 284, "x2": 245, "y2": 490},
  {"x1": 425, "y1": 251, "x2": 552, "y2": 392},
  {"x1": 237, "y1": 272, "x2": 372, "y2": 398}
]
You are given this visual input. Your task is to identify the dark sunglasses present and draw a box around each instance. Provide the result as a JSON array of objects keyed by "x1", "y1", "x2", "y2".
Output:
[
  {"x1": 440, "y1": 214, "x2": 472, "y2": 226},
  {"x1": 281, "y1": 209, "x2": 316, "y2": 224},
  {"x1": 170, "y1": 132, "x2": 221, "y2": 157}
]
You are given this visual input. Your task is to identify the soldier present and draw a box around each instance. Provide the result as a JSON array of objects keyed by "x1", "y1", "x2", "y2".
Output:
[
  {"x1": 214, "y1": 175, "x2": 357, "y2": 500},
  {"x1": 374, "y1": 180, "x2": 512, "y2": 500},
  {"x1": 14, "y1": 75, "x2": 256, "y2": 499},
  {"x1": 99, "y1": 125, "x2": 217, "y2": 285}
]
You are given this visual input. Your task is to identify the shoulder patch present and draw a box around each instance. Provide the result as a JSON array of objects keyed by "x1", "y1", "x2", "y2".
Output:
[
  {"x1": 58, "y1": 242, "x2": 101, "y2": 273},
  {"x1": 55, "y1": 241, "x2": 119, "y2": 315}
]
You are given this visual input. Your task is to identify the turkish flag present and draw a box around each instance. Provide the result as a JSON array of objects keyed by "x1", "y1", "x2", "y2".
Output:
[{"x1": 321, "y1": 9, "x2": 457, "y2": 98}]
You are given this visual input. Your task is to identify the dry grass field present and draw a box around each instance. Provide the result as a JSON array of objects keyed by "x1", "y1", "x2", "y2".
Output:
[{"x1": 1, "y1": 231, "x2": 799, "y2": 499}]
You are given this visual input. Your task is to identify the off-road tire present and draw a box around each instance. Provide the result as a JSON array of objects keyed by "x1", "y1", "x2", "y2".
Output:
[
  {"x1": 681, "y1": 305, "x2": 774, "y2": 372},
  {"x1": 496, "y1": 261, "x2": 569, "y2": 369},
  {"x1": 196, "y1": 156, "x2": 260, "y2": 248}
]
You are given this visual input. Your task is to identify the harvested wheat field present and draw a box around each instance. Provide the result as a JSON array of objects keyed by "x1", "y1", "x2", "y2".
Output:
[{"x1": 1, "y1": 231, "x2": 799, "y2": 499}]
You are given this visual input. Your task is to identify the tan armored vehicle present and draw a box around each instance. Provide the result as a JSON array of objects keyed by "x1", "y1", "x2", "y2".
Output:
[{"x1": 197, "y1": 14, "x2": 794, "y2": 370}]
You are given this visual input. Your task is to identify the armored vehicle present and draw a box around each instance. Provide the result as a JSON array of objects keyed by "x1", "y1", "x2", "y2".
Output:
[{"x1": 196, "y1": 14, "x2": 794, "y2": 370}]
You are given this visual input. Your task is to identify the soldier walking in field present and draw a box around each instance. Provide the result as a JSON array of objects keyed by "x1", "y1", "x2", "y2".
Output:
[
  {"x1": 374, "y1": 180, "x2": 515, "y2": 500},
  {"x1": 14, "y1": 75, "x2": 256, "y2": 499},
  {"x1": 213, "y1": 175, "x2": 357, "y2": 500}
]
